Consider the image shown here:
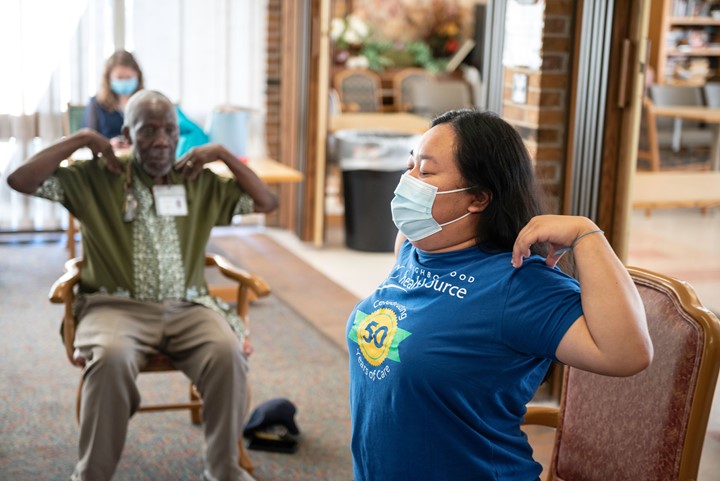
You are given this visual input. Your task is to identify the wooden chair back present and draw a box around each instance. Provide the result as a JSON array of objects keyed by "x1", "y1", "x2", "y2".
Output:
[
  {"x1": 63, "y1": 103, "x2": 86, "y2": 136},
  {"x1": 525, "y1": 266, "x2": 720, "y2": 481},
  {"x1": 48, "y1": 253, "x2": 271, "y2": 474},
  {"x1": 392, "y1": 68, "x2": 434, "y2": 112},
  {"x1": 409, "y1": 79, "x2": 473, "y2": 118},
  {"x1": 333, "y1": 68, "x2": 382, "y2": 112}
]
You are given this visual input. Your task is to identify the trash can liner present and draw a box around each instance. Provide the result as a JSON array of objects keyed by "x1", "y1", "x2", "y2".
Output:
[
  {"x1": 336, "y1": 130, "x2": 421, "y2": 172},
  {"x1": 335, "y1": 130, "x2": 421, "y2": 252}
]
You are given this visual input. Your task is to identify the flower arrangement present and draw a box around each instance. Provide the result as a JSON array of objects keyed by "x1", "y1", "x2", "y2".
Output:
[
  {"x1": 330, "y1": 14, "x2": 370, "y2": 50},
  {"x1": 423, "y1": 0, "x2": 463, "y2": 58},
  {"x1": 360, "y1": 40, "x2": 448, "y2": 73}
]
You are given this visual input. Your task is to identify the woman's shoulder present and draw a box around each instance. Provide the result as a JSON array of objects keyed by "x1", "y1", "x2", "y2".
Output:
[
  {"x1": 87, "y1": 96, "x2": 108, "y2": 114},
  {"x1": 507, "y1": 256, "x2": 580, "y2": 296}
]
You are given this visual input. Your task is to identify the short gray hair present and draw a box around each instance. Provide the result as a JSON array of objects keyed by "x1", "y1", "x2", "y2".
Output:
[{"x1": 123, "y1": 90, "x2": 176, "y2": 127}]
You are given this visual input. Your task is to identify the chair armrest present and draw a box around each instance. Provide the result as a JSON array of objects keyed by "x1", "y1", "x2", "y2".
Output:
[
  {"x1": 205, "y1": 253, "x2": 271, "y2": 320},
  {"x1": 48, "y1": 257, "x2": 83, "y2": 365},
  {"x1": 49, "y1": 257, "x2": 82, "y2": 304},
  {"x1": 524, "y1": 405, "x2": 559, "y2": 428},
  {"x1": 205, "y1": 253, "x2": 270, "y2": 298}
]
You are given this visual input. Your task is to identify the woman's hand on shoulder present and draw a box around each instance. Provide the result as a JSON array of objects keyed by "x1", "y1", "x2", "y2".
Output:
[{"x1": 512, "y1": 215, "x2": 598, "y2": 268}]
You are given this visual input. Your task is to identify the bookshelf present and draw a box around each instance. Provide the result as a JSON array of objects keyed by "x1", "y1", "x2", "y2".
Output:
[{"x1": 650, "y1": 0, "x2": 720, "y2": 85}]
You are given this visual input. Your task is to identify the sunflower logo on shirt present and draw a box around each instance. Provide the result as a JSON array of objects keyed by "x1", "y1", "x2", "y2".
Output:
[{"x1": 348, "y1": 308, "x2": 411, "y2": 366}]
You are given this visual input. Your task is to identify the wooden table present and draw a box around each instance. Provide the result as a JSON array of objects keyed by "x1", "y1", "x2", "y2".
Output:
[
  {"x1": 633, "y1": 171, "x2": 720, "y2": 215},
  {"x1": 207, "y1": 158, "x2": 303, "y2": 184},
  {"x1": 329, "y1": 112, "x2": 431, "y2": 134},
  {"x1": 651, "y1": 105, "x2": 720, "y2": 170}
]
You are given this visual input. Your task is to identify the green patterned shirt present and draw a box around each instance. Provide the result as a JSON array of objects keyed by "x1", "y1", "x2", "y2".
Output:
[{"x1": 35, "y1": 155, "x2": 254, "y2": 334}]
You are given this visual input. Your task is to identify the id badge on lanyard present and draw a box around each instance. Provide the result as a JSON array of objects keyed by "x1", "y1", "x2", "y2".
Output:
[{"x1": 152, "y1": 185, "x2": 188, "y2": 217}]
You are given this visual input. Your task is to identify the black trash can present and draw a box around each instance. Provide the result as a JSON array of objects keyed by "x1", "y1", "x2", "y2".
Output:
[{"x1": 336, "y1": 130, "x2": 421, "y2": 252}]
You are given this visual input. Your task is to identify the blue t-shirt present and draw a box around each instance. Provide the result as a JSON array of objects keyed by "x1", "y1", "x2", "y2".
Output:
[{"x1": 347, "y1": 241, "x2": 583, "y2": 481}]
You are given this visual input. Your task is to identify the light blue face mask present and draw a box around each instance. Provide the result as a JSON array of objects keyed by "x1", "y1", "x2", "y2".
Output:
[
  {"x1": 110, "y1": 77, "x2": 139, "y2": 96},
  {"x1": 391, "y1": 173, "x2": 473, "y2": 241}
]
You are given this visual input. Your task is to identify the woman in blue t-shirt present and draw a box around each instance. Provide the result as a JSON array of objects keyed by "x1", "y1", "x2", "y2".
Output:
[{"x1": 347, "y1": 109, "x2": 653, "y2": 481}]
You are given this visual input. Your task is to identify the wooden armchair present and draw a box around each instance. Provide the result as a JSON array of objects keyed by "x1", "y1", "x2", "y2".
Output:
[
  {"x1": 525, "y1": 266, "x2": 720, "y2": 480},
  {"x1": 49, "y1": 252, "x2": 271, "y2": 474}
]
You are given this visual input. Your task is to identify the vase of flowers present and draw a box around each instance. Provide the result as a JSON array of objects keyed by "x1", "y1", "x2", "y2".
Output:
[
  {"x1": 424, "y1": 0, "x2": 462, "y2": 59},
  {"x1": 330, "y1": 14, "x2": 370, "y2": 65}
]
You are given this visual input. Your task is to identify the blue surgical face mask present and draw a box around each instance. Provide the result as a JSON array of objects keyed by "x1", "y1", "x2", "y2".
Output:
[
  {"x1": 391, "y1": 173, "x2": 474, "y2": 241},
  {"x1": 110, "y1": 77, "x2": 139, "y2": 96}
]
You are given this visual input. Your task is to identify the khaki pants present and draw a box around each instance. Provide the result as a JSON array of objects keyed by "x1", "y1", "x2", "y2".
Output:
[{"x1": 70, "y1": 294, "x2": 249, "y2": 481}]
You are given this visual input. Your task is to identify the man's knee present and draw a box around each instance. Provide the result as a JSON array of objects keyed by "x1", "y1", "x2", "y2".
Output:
[
  {"x1": 83, "y1": 340, "x2": 141, "y2": 377},
  {"x1": 79, "y1": 341, "x2": 142, "y2": 416},
  {"x1": 206, "y1": 336, "x2": 246, "y2": 370}
]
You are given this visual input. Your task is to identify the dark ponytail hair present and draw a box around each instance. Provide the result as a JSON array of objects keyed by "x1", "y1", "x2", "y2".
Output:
[{"x1": 431, "y1": 109, "x2": 547, "y2": 253}]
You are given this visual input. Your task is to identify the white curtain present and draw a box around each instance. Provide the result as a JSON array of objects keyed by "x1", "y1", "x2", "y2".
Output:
[
  {"x1": 0, "y1": 0, "x2": 268, "y2": 232},
  {"x1": 0, "y1": 0, "x2": 116, "y2": 231}
]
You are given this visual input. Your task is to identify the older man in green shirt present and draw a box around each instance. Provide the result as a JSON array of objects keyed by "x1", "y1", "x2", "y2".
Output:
[{"x1": 7, "y1": 90, "x2": 277, "y2": 481}]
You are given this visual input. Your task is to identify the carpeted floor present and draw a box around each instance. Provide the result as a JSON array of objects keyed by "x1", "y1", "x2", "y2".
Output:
[
  {"x1": 0, "y1": 236, "x2": 353, "y2": 481},
  {"x1": 6, "y1": 232, "x2": 717, "y2": 480}
]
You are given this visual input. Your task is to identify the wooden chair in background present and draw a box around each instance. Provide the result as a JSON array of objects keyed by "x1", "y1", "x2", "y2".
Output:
[
  {"x1": 49, "y1": 252, "x2": 271, "y2": 474},
  {"x1": 63, "y1": 103, "x2": 87, "y2": 137},
  {"x1": 637, "y1": 97, "x2": 662, "y2": 171},
  {"x1": 648, "y1": 85, "x2": 713, "y2": 154},
  {"x1": 391, "y1": 68, "x2": 434, "y2": 113},
  {"x1": 62, "y1": 103, "x2": 87, "y2": 259},
  {"x1": 409, "y1": 79, "x2": 473, "y2": 119},
  {"x1": 333, "y1": 68, "x2": 382, "y2": 112},
  {"x1": 524, "y1": 266, "x2": 720, "y2": 481},
  {"x1": 703, "y1": 82, "x2": 720, "y2": 107}
]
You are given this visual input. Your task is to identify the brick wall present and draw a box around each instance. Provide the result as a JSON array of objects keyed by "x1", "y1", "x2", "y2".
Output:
[
  {"x1": 265, "y1": 0, "x2": 282, "y2": 162},
  {"x1": 501, "y1": 0, "x2": 574, "y2": 214}
]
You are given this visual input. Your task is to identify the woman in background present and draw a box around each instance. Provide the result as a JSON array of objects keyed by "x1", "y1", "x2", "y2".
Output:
[
  {"x1": 84, "y1": 49, "x2": 208, "y2": 156},
  {"x1": 84, "y1": 50, "x2": 144, "y2": 147}
]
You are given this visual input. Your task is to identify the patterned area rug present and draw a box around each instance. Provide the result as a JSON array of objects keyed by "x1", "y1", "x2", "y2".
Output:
[{"x1": 0, "y1": 237, "x2": 352, "y2": 481}]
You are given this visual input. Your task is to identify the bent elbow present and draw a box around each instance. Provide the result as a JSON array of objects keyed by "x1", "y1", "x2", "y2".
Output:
[
  {"x1": 639, "y1": 341, "x2": 654, "y2": 371},
  {"x1": 254, "y1": 194, "x2": 278, "y2": 214},
  {"x1": 6, "y1": 172, "x2": 31, "y2": 195},
  {"x1": 617, "y1": 342, "x2": 654, "y2": 377},
  {"x1": 7, "y1": 172, "x2": 18, "y2": 190}
]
